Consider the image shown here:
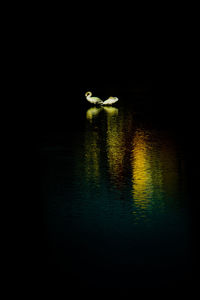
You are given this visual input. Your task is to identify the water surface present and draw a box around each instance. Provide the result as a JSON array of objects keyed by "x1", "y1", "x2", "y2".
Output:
[{"x1": 41, "y1": 100, "x2": 192, "y2": 288}]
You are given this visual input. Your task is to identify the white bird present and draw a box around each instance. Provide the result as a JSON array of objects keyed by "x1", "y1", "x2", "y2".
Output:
[
  {"x1": 102, "y1": 96, "x2": 119, "y2": 105},
  {"x1": 85, "y1": 91, "x2": 119, "y2": 106},
  {"x1": 85, "y1": 91, "x2": 104, "y2": 105}
]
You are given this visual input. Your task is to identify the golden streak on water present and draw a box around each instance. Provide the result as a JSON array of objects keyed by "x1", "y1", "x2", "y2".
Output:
[
  {"x1": 106, "y1": 108, "x2": 126, "y2": 186},
  {"x1": 84, "y1": 130, "x2": 100, "y2": 186},
  {"x1": 131, "y1": 128, "x2": 183, "y2": 220},
  {"x1": 131, "y1": 129, "x2": 153, "y2": 210}
]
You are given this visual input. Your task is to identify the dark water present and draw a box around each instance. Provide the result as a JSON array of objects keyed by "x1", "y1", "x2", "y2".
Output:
[{"x1": 40, "y1": 94, "x2": 195, "y2": 288}]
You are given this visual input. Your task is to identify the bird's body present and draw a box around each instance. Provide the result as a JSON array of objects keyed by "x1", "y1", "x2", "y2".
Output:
[
  {"x1": 85, "y1": 92, "x2": 103, "y2": 105},
  {"x1": 102, "y1": 97, "x2": 119, "y2": 105},
  {"x1": 85, "y1": 92, "x2": 119, "y2": 106}
]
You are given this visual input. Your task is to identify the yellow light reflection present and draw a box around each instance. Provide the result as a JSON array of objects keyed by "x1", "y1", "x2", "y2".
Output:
[
  {"x1": 132, "y1": 129, "x2": 153, "y2": 210},
  {"x1": 106, "y1": 108, "x2": 126, "y2": 187},
  {"x1": 84, "y1": 130, "x2": 100, "y2": 186},
  {"x1": 131, "y1": 128, "x2": 183, "y2": 220}
]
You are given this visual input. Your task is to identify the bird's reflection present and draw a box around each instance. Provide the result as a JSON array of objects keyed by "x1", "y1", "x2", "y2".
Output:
[
  {"x1": 85, "y1": 107, "x2": 120, "y2": 187},
  {"x1": 86, "y1": 107, "x2": 103, "y2": 122},
  {"x1": 85, "y1": 106, "x2": 133, "y2": 189},
  {"x1": 103, "y1": 106, "x2": 118, "y2": 116},
  {"x1": 86, "y1": 106, "x2": 118, "y2": 122}
]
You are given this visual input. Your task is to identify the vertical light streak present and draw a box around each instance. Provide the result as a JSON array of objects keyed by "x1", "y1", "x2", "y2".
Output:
[
  {"x1": 131, "y1": 129, "x2": 153, "y2": 212},
  {"x1": 105, "y1": 108, "x2": 126, "y2": 187},
  {"x1": 131, "y1": 128, "x2": 183, "y2": 222},
  {"x1": 84, "y1": 130, "x2": 100, "y2": 187}
]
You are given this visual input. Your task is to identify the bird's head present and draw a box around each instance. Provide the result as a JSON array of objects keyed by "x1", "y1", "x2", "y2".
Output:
[{"x1": 85, "y1": 91, "x2": 92, "y2": 97}]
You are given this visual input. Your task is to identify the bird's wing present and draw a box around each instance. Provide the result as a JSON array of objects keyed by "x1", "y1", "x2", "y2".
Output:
[{"x1": 102, "y1": 97, "x2": 118, "y2": 105}]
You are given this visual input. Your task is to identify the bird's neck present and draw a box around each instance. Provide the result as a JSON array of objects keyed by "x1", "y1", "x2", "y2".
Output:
[{"x1": 87, "y1": 93, "x2": 92, "y2": 99}]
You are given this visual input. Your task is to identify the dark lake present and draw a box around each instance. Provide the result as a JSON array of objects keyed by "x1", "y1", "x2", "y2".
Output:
[{"x1": 39, "y1": 87, "x2": 196, "y2": 288}]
